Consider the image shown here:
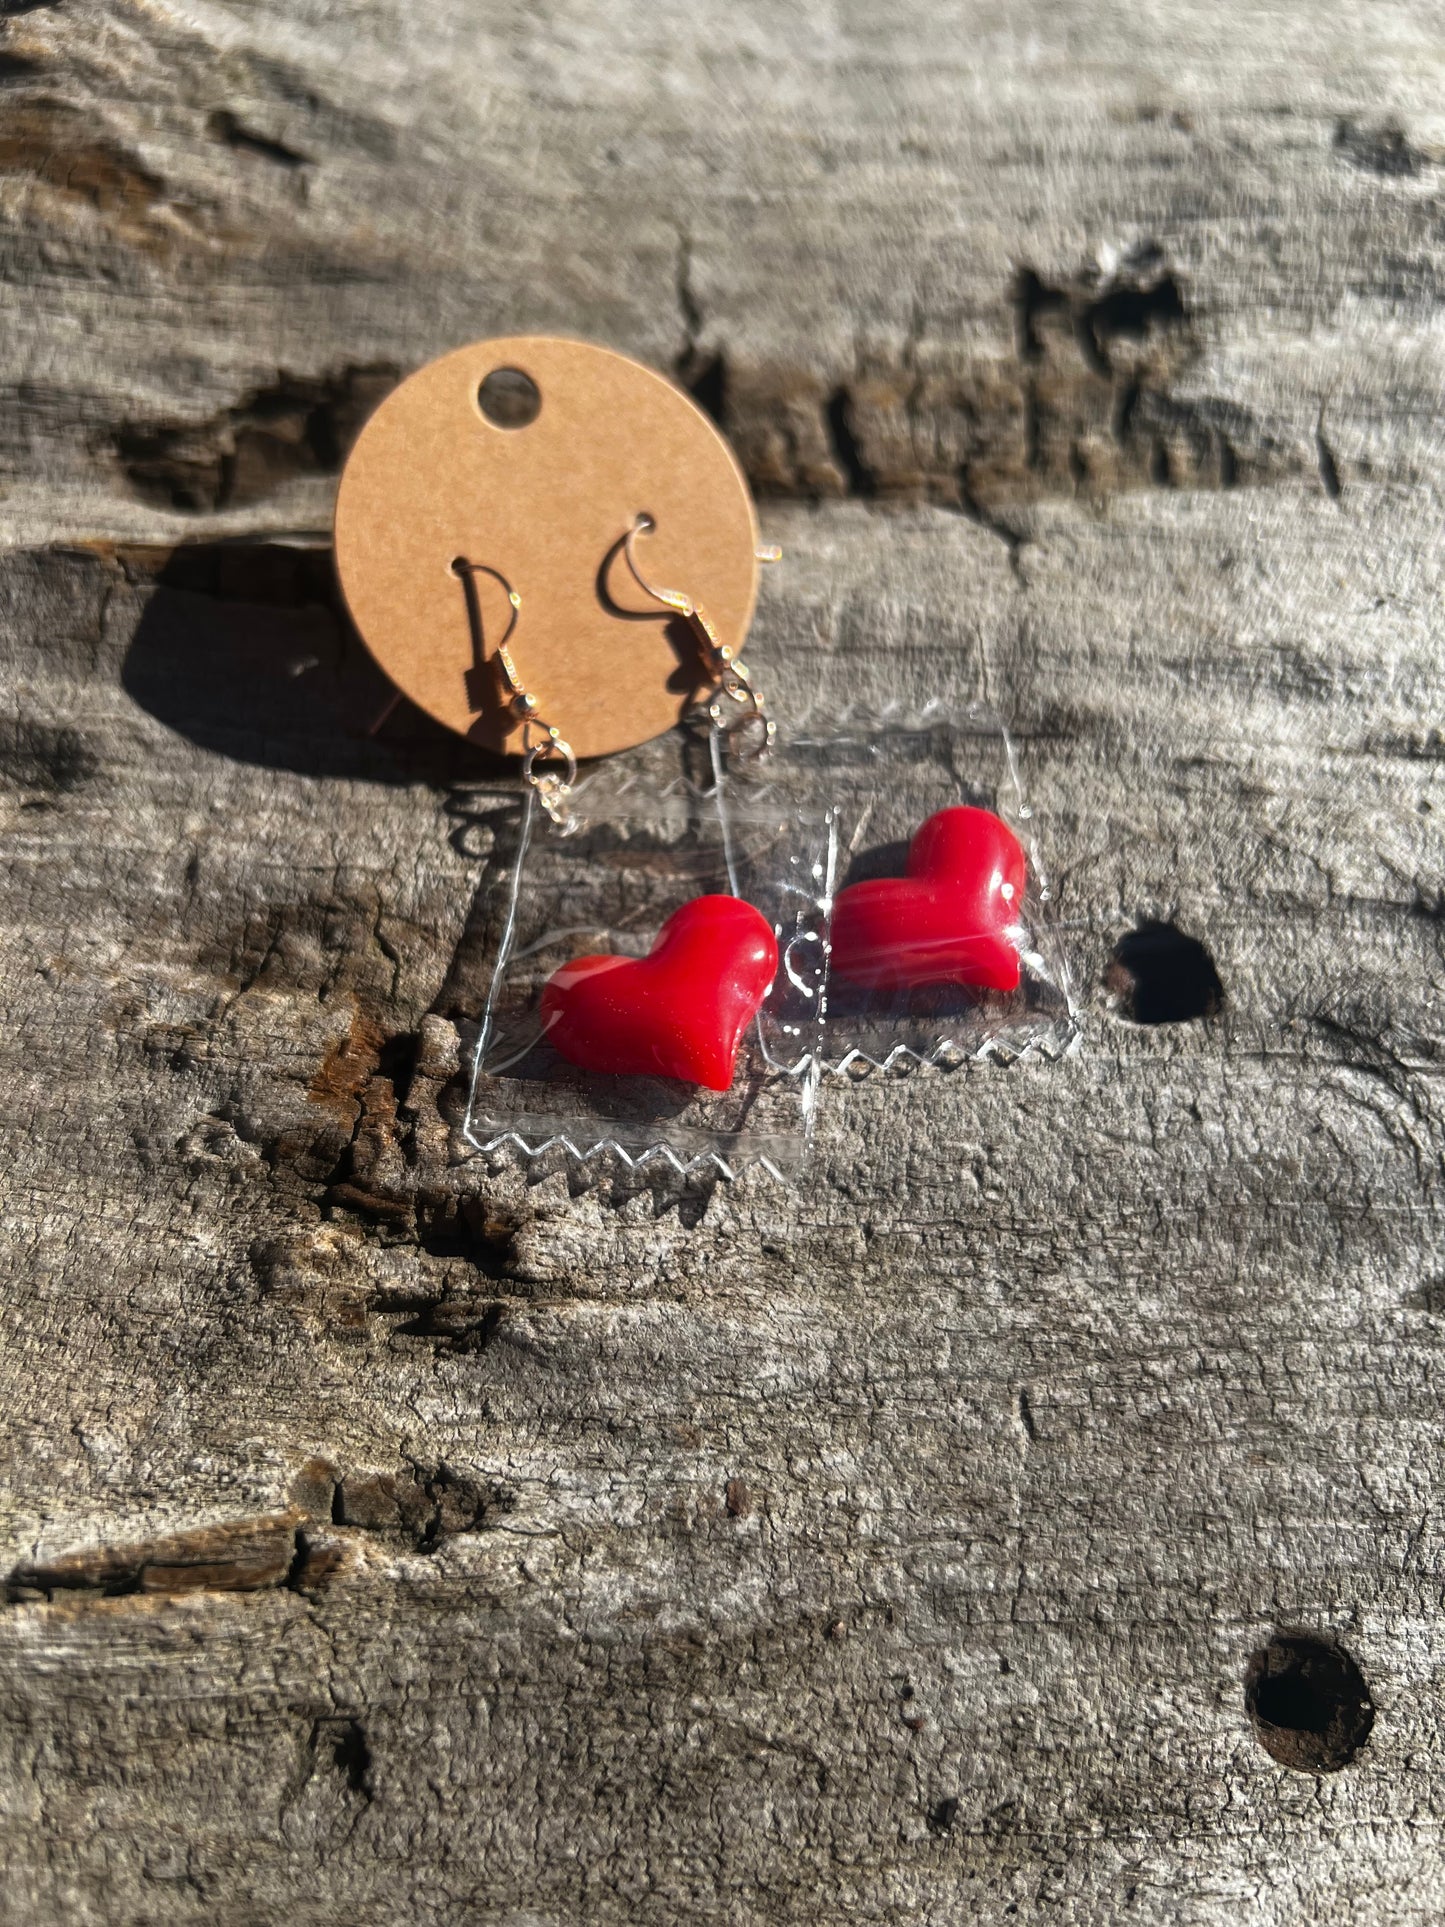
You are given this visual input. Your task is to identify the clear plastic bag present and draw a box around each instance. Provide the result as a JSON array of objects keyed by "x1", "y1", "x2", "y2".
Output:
[
  {"x1": 788, "y1": 703, "x2": 1078, "y2": 1073},
  {"x1": 461, "y1": 734, "x2": 835, "y2": 1179}
]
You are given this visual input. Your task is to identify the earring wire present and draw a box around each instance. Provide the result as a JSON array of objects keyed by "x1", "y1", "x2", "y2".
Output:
[
  {"x1": 451, "y1": 558, "x2": 576, "y2": 822},
  {"x1": 622, "y1": 513, "x2": 777, "y2": 757}
]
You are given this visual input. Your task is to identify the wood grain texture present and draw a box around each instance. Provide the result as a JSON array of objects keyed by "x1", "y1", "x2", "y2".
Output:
[{"x1": 2, "y1": 3, "x2": 1444, "y2": 1921}]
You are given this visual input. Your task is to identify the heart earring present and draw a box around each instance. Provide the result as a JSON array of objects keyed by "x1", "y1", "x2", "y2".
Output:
[
  {"x1": 526, "y1": 516, "x2": 785, "y2": 1091},
  {"x1": 539, "y1": 894, "x2": 779, "y2": 1090},
  {"x1": 621, "y1": 512, "x2": 778, "y2": 757},
  {"x1": 452, "y1": 525, "x2": 788, "y2": 1092},
  {"x1": 829, "y1": 805, "x2": 1027, "y2": 993},
  {"x1": 449, "y1": 557, "x2": 577, "y2": 821}
]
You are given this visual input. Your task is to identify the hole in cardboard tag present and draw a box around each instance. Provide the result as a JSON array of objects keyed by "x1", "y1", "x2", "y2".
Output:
[{"x1": 477, "y1": 368, "x2": 541, "y2": 429}]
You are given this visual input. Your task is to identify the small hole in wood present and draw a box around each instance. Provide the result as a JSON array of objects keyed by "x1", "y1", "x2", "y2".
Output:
[
  {"x1": 477, "y1": 368, "x2": 541, "y2": 429},
  {"x1": 1245, "y1": 1630, "x2": 1375, "y2": 1772},
  {"x1": 927, "y1": 1795, "x2": 959, "y2": 1835},
  {"x1": 1106, "y1": 919, "x2": 1223, "y2": 1024}
]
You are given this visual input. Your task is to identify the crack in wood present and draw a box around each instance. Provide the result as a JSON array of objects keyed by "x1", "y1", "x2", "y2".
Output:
[
  {"x1": 95, "y1": 255, "x2": 1313, "y2": 521},
  {"x1": 208, "y1": 108, "x2": 313, "y2": 170},
  {"x1": 6, "y1": 1457, "x2": 516, "y2": 1604},
  {"x1": 114, "y1": 364, "x2": 399, "y2": 512},
  {"x1": 732, "y1": 254, "x2": 1315, "y2": 510}
]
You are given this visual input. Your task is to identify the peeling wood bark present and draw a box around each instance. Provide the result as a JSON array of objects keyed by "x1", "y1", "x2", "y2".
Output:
[{"x1": 3, "y1": 3, "x2": 1445, "y2": 1923}]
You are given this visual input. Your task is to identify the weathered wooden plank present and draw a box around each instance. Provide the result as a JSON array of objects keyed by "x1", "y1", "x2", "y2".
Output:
[{"x1": 2, "y1": 2, "x2": 1444, "y2": 1922}]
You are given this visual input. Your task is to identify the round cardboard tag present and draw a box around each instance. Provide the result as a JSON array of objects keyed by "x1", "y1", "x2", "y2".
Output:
[{"x1": 333, "y1": 336, "x2": 763, "y2": 761}]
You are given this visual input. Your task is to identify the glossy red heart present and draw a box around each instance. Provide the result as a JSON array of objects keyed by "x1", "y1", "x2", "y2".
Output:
[
  {"x1": 830, "y1": 805, "x2": 1026, "y2": 992},
  {"x1": 540, "y1": 895, "x2": 779, "y2": 1091}
]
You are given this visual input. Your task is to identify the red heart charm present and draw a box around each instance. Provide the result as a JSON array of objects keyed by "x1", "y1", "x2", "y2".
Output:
[
  {"x1": 830, "y1": 806, "x2": 1026, "y2": 992},
  {"x1": 540, "y1": 895, "x2": 779, "y2": 1091}
]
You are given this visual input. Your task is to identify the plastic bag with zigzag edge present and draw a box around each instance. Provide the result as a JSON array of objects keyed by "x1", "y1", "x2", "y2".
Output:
[{"x1": 458, "y1": 730, "x2": 835, "y2": 1181}]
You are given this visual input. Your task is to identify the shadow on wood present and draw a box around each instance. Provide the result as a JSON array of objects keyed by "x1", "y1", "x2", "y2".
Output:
[{"x1": 120, "y1": 540, "x2": 506, "y2": 787}]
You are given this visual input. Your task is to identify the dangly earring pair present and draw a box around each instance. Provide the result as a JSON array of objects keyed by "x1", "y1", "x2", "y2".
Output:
[
  {"x1": 454, "y1": 505, "x2": 1030, "y2": 1090},
  {"x1": 452, "y1": 511, "x2": 776, "y2": 825}
]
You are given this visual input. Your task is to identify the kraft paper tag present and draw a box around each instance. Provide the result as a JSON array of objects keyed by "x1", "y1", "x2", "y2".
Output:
[{"x1": 334, "y1": 335, "x2": 763, "y2": 760}]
